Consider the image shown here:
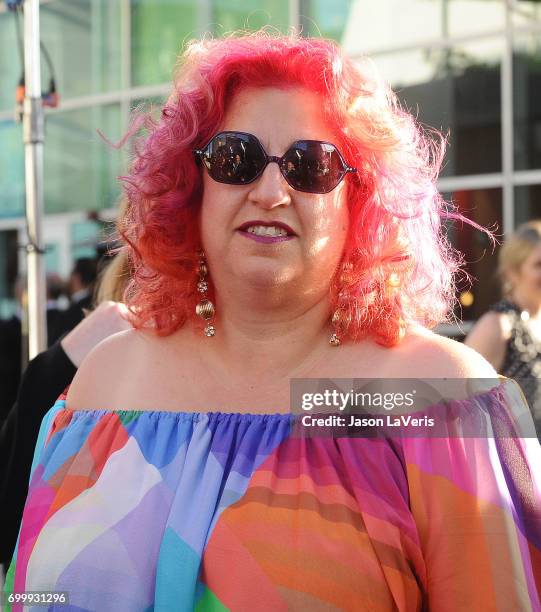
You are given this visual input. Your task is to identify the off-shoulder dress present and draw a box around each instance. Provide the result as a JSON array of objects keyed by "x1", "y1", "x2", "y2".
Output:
[{"x1": 4, "y1": 379, "x2": 541, "y2": 611}]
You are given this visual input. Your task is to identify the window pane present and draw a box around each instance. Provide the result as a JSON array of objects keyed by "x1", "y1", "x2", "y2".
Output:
[
  {"x1": 41, "y1": 0, "x2": 122, "y2": 99},
  {"x1": 0, "y1": 120, "x2": 24, "y2": 218},
  {"x1": 514, "y1": 33, "x2": 541, "y2": 170},
  {"x1": 71, "y1": 220, "x2": 102, "y2": 259},
  {"x1": 131, "y1": 1, "x2": 291, "y2": 87},
  {"x1": 131, "y1": 97, "x2": 166, "y2": 112},
  {"x1": 341, "y1": 1, "x2": 503, "y2": 55},
  {"x1": 342, "y1": 0, "x2": 444, "y2": 54},
  {"x1": 44, "y1": 241, "x2": 61, "y2": 274},
  {"x1": 443, "y1": 188, "x2": 503, "y2": 321},
  {"x1": 511, "y1": 0, "x2": 541, "y2": 27},
  {"x1": 515, "y1": 185, "x2": 541, "y2": 226},
  {"x1": 301, "y1": 0, "x2": 353, "y2": 41},
  {"x1": 44, "y1": 105, "x2": 123, "y2": 214},
  {"x1": 446, "y1": 0, "x2": 505, "y2": 37},
  {"x1": 368, "y1": 39, "x2": 502, "y2": 176},
  {"x1": 0, "y1": 12, "x2": 22, "y2": 112},
  {"x1": 213, "y1": 0, "x2": 289, "y2": 34},
  {"x1": 131, "y1": 0, "x2": 198, "y2": 87}
]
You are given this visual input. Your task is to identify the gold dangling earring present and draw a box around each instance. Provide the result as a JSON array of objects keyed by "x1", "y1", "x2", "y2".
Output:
[
  {"x1": 195, "y1": 250, "x2": 216, "y2": 337},
  {"x1": 329, "y1": 262, "x2": 353, "y2": 346},
  {"x1": 330, "y1": 304, "x2": 352, "y2": 346},
  {"x1": 329, "y1": 311, "x2": 342, "y2": 346}
]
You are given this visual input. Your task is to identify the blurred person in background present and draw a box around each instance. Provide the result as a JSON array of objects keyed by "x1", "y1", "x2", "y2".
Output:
[
  {"x1": 43, "y1": 272, "x2": 67, "y2": 339},
  {"x1": 49, "y1": 257, "x2": 98, "y2": 344},
  {"x1": 466, "y1": 220, "x2": 541, "y2": 438},
  {"x1": 0, "y1": 247, "x2": 132, "y2": 571},
  {"x1": 0, "y1": 274, "x2": 69, "y2": 423}
]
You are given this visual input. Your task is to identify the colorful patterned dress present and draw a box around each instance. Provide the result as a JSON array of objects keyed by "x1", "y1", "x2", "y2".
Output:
[{"x1": 4, "y1": 379, "x2": 541, "y2": 611}]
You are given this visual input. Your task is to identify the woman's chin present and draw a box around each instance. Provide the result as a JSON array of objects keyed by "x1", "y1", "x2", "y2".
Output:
[{"x1": 233, "y1": 260, "x2": 299, "y2": 290}]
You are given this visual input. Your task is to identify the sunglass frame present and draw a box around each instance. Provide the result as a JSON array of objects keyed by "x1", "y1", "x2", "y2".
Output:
[{"x1": 193, "y1": 131, "x2": 357, "y2": 194}]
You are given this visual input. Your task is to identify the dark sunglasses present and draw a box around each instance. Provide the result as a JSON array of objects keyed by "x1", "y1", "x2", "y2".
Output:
[{"x1": 193, "y1": 131, "x2": 357, "y2": 194}]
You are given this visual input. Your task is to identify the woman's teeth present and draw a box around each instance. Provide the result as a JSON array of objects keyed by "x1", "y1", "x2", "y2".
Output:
[{"x1": 246, "y1": 225, "x2": 288, "y2": 237}]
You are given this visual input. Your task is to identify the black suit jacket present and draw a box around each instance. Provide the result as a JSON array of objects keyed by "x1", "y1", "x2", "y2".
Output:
[
  {"x1": 0, "y1": 317, "x2": 23, "y2": 422},
  {"x1": 0, "y1": 308, "x2": 74, "y2": 422}
]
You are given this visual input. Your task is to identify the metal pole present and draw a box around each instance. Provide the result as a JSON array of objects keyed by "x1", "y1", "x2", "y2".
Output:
[
  {"x1": 23, "y1": 0, "x2": 47, "y2": 358},
  {"x1": 289, "y1": 0, "x2": 301, "y2": 32}
]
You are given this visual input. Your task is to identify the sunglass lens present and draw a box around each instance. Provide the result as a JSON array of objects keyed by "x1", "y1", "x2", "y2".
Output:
[
  {"x1": 204, "y1": 133, "x2": 265, "y2": 184},
  {"x1": 282, "y1": 141, "x2": 346, "y2": 193}
]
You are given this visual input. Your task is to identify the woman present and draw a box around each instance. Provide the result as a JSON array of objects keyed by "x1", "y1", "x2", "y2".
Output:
[
  {"x1": 5, "y1": 33, "x2": 540, "y2": 611},
  {"x1": 466, "y1": 220, "x2": 541, "y2": 437}
]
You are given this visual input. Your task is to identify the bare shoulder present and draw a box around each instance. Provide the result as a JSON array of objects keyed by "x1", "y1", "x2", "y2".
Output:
[
  {"x1": 65, "y1": 328, "x2": 161, "y2": 411},
  {"x1": 385, "y1": 325, "x2": 498, "y2": 378},
  {"x1": 463, "y1": 311, "x2": 511, "y2": 372},
  {"x1": 467, "y1": 310, "x2": 512, "y2": 340}
]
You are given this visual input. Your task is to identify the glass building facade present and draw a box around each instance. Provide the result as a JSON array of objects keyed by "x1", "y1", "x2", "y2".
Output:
[{"x1": 0, "y1": 0, "x2": 540, "y2": 324}]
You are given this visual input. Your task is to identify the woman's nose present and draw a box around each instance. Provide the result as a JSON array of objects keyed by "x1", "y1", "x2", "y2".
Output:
[{"x1": 246, "y1": 162, "x2": 292, "y2": 209}]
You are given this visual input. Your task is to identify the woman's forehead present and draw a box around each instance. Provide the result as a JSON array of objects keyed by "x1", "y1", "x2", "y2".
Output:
[{"x1": 220, "y1": 86, "x2": 337, "y2": 148}]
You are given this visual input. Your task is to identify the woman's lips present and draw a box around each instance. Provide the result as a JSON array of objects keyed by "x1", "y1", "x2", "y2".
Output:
[
  {"x1": 236, "y1": 220, "x2": 296, "y2": 235},
  {"x1": 237, "y1": 230, "x2": 295, "y2": 243}
]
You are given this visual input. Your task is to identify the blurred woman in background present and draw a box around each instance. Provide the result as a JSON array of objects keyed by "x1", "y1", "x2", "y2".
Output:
[{"x1": 466, "y1": 220, "x2": 541, "y2": 437}]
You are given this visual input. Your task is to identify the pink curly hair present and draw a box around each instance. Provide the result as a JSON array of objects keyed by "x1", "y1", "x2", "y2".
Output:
[{"x1": 119, "y1": 31, "x2": 467, "y2": 346}]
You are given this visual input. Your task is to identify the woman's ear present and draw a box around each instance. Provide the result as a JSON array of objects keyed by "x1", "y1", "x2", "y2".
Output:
[{"x1": 504, "y1": 266, "x2": 521, "y2": 293}]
